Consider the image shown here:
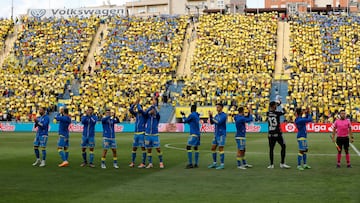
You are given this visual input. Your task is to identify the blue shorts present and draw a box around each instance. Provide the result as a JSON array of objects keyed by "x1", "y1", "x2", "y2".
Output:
[
  {"x1": 33, "y1": 134, "x2": 48, "y2": 148},
  {"x1": 236, "y1": 138, "x2": 246, "y2": 150},
  {"x1": 103, "y1": 138, "x2": 117, "y2": 149},
  {"x1": 145, "y1": 135, "x2": 160, "y2": 148},
  {"x1": 298, "y1": 138, "x2": 308, "y2": 151},
  {"x1": 133, "y1": 133, "x2": 145, "y2": 148},
  {"x1": 57, "y1": 135, "x2": 69, "y2": 148},
  {"x1": 81, "y1": 136, "x2": 95, "y2": 148},
  {"x1": 212, "y1": 135, "x2": 226, "y2": 147},
  {"x1": 187, "y1": 134, "x2": 200, "y2": 147}
]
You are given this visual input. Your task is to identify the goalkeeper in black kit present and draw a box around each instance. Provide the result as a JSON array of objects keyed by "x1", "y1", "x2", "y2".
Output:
[{"x1": 266, "y1": 101, "x2": 291, "y2": 169}]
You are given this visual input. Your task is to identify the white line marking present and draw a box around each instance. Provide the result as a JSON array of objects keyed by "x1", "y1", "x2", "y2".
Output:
[
  {"x1": 164, "y1": 143, "x2": 338, "y2": 157},
  {"x1": 350, "y1": 143, "x2": 360, "y2": 156}
]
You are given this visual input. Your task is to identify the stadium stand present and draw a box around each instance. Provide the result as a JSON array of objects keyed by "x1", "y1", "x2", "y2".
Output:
[
  {"x1": 191, "y1": 13, "x2": 278, "y2": 74},
  {"x1": 286, "y1": 14, "x2": 360, "y2": 122},
  {"x1": 1, "y1": 13, "x2": 359, "y2": 123},
  {"x1": 0, "y1": 16, "x2": 99, "y2": 121},
  {"x1": 95, "y1": 15, "x2": 187, "y2": 73},
  {"x1": 177, "y1": 13, "x2": 278, "y2": 120},
  {"x1": 0, "y1": 19, "x2": 13, "y2": 52}
]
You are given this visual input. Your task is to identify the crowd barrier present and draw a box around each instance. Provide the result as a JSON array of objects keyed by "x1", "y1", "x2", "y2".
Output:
[{"x1": 1, "y1": 122, "x2": 359, "y2": 133}]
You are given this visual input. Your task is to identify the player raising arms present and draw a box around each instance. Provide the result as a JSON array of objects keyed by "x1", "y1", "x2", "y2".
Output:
[
  {"x1": 181, "y1": 104, "x2": 201, "y2": 169},
  {"x1": 129, "y1": 99, "x2": 147, "y2": 168},
  {"x1": 32, "y1": 107, "x2": 50, "y2": 167},
  {"x1": 145, "y1": 97, "x2": 163, "y2": 169},
  {"x1": 233, "y1": 105, "x2": 253, "y2": 169},
  {"x1": 208, "y1": 103, "x2": 227, "y2": 170},
  {"x1": 101, "y1": 109, "x2": 120, "y2": 169},
  {"x1": 266, "y1": 101, "x2": 290, "y2": 169},
  {"x1": 332, "y1": 109, "x2": 354, "y2": 168},
  {"x1": 80, "y1": 106, "x2": 98, "y2": 168},
  {"x1": 294, "y1": 107, "x2": 313, "y2": 171},
  {"x1": 56, "y1": 108, "x2": 72, "y2": 167}
]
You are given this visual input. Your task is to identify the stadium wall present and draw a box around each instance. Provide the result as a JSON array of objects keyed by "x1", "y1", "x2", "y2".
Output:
[{"x1": 1, "y1": 122, "x2": 360, "y2": 133}]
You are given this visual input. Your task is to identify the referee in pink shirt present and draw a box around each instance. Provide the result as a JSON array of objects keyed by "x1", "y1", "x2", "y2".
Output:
[{"x1": 332, "y1": 110, "x2": 354, "y2": 168}]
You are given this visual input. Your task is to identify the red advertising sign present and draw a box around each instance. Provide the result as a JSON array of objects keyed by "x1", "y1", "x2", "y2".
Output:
[
  {"x1": 281, "y1": 123, "x2": 360, "y2": 133},
  {"x1": 158, "y1": 123, "x2": 184, "y2": 132},
  {"x1": 68, "y1": 123, "x2": 84, "y2": 132},
  {"x1": 0, "y1": 123, "x2": 16, "y2": 131}
]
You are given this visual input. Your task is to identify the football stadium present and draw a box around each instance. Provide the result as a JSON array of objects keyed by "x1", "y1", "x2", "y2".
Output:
[{"x1": 0, "y1": 0, "x2": 360, "y2": 202}]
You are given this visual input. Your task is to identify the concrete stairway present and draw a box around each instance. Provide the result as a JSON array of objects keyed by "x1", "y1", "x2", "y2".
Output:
[
  {"x1": 82, "y1": 23, "x2": 107, "y2": 72},
  {"x1": 177, "y1": 23, "x2": 197, "y2": 76},
  {"x1": 0, "y1": 24, "x2": 21, "y2": 67},
  {"x1": 274, "y1": 21, "x2": 291, "y2": 80}
]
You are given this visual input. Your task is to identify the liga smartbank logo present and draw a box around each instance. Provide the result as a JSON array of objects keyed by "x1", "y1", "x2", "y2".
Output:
[
  {"x1": 282, "y1": 122, "x2": 360, "y2": 133},
  {"x1": 28, "y1": 7, "x2": 125, "y2": 19}
]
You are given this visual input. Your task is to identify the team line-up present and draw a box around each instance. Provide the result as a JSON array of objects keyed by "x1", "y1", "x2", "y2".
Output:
[{"x1": 32, "y1": 98, "x2": 355, "y2": 170}]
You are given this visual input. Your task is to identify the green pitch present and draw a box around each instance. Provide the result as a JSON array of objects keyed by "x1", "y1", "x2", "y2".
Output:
[{"x1": 0, "y1": 132, "x2": 359, "y2": 203}]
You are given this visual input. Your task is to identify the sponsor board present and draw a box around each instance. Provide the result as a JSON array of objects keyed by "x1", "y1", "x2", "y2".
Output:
[
  {"x1": 192, "y1": 120, "x2": 267, "y2": 133},
  {"x1": 158, "y1": 123, "x2": 184, "y2": 132},
  {"x1": 0, "y1": 122, "x2": 268, "y2": 133},
  {"x1": 281, "y1": 123, "x2": 360, "y2": 133},
  {"x1": 0, "y1": 123, "x2": 16, "y2": 131},
  {"x1": 28, "y1": 7, "x2": 125, "y2": 19}
]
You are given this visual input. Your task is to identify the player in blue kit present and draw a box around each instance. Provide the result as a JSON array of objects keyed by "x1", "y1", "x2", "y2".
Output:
[
  {"x1": 32, "y1": 107, "x2": 50, "y2": 167},
  {"x1": 101, "y1": 109, "x2": 120, "y2": 169},
  {"x1": 234, "y1": 105, "x2": 253, "y2": 169},
  {"x1": 181, "y1": 104, "x2": 201, "y2": 169},
  {"x1": 129, "y1": 99, "x2": 148, "y2": 168},
  {"x1": 56, "y1": 108, "x2": 72, "y2": 167},
  {"x1": 145, "y1": 97, "x2": 164, "y2": 169},
  {"x1": 208, "y1": 103, "x2": 227, "y2": 170},
  {"x1": 80, "y1": 106, "x2": 98, "y2": 168},
  {"x1": 295, "y1": 107, "x2": 313, "y2": 171}
]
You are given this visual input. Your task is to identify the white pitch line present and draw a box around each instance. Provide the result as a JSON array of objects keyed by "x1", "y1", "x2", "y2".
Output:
[
  {"x1": 164, "y1": 143, "x2": 337, "y2": 157},
  {"x1": 350, "y1": 143, "x2": 360, "y2": 156}
]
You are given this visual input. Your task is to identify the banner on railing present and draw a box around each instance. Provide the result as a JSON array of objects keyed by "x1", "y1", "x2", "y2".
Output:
[
  {"x1": 2, "y1": 122, "x2": 358, "y2": 133},
  {"x1": 0, "y1": 122, "x2": 266, "y2": 133}
]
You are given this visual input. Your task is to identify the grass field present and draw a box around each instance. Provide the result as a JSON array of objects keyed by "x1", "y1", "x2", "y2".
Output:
[{"x1": 0, "y1": 132, "x2": 359, "y2": 203}]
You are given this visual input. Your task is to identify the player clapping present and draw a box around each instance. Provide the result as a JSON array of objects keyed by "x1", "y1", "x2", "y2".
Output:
[
  {"x1": 144, "y1": 97, "x2": 163, "y2": 169},
  {"x1": 129, "y1": 99, "x2": 147, "y2": 168},
  {"x1": 294, "y1": 107, "x2": 313, "y2": 171},
  {"x1": 181, "y1": 105, "x2": 201, "y2": 169},
  {"x1": 233, "y1": 105, "x2": 253, "y2": 169},
  {"x1": 101, "y1": 109, "x2": 120, "y2": 169},
  {"x1": 32, "y1": 107, "x2": 50, "y2": 167},
  {"x1": 80, "y1": 106, "x2": 98, "y2": 168},
  {"x1": 266, "y1": 101, "x2": 290, "y2": 169},
  {"x1": 208, "y1": 103, "x2": 227, "y2": 170},
  {"x1": 56, "y1": 108, "x2": 72, "y2": 167}
]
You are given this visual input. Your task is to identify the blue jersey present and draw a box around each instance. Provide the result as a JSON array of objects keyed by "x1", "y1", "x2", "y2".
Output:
[
  {"x1": 81, "y1": 115, "x2": 97, "y2": 137},
  {"x1": 102, "y1": 116, "x2": 120, "y2": 138},
  {"x1": 35, "y1": 115, "x2": 50, "y2": 136},
  {"x1": 56, "y1": 114, "x2": 71, "y2": 138},
  {"x1": 210, "y1": 112, "x2": 227, "y2": 137},
  {"x1": 295, "y1": 114, "x2": 313, "y2": 138},
  {"x1": 183, "y1": 112, "x2": 200, "y2": 136},
  {"x1": 145, "y1": 106, "x2": 160, "y2": 135},
  {"x1": 234, "y1": 114, "x2": 253, "y2": 138},
  {"x1": 129, "y1": 104, "x2": 147, "y2": 133}
]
